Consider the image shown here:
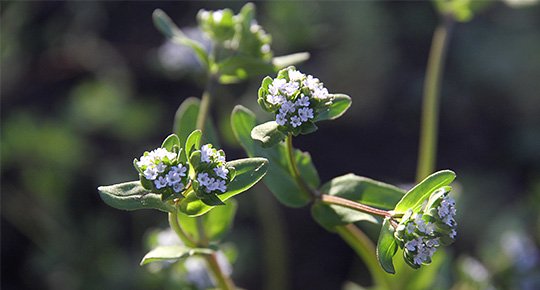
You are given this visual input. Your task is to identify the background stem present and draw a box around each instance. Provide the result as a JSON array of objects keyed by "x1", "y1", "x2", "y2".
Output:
[
  {"x1": 336, "y1": 224, "x2": 394, "y2": 290},
  {"x1": 204, "y1": 253, "x2": 236, "y2": 290},
  {"x1": 416, "y1": 16, "x2": 454, "y2": 183},
  {"x1": 168, "y1": 210, "x2": 197, "y2": 248}
]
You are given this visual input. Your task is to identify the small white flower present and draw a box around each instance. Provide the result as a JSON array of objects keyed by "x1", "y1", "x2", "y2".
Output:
[
  {"x1": 288, "y1": 68, "x2": 305, "y2": 82},
  {"x1": 295, "y1": 94, "x2": 310, "y2": 107},
  {"x1": 152, "y1": 148, "x2": 176, "y2": 161},
  {"x1": 267, "y1": 93, "x2": 285, "y2": 105},
  {"x1": 155, "y1": 162, "x2": 167, "y2": 173},
  {"x1": 276, "y1": 111, "x2": 287, "y2": 126},
  {"x1": 312, "y1": 87, "x2": 329, "y2": 100},
  {"x1": 303, "y1": 75, "x2": 320, "y2": 91},
  {"x1": 290, "y1": 115, "x2": 302, "y2": 128},
  {"x1": 214, "y1": 165, "x2": 229, "y2": 179},
  {"x1": 282, "y1": 82, "x2": 299, "y2": 97},
  {"x1": 173, "y1": 182, "x2": 185, "y2": 193},
  {"x1": 137, "y1": 155, "x2": 154, "y2": 168},
  {"x1": 201, "y1": 144, "x2": 215, "y2": 163},
  {"x1": 261, "y1": 44, "x2": 271, "y2": 54},
  {"x1": 297, "y1": 107, "x2": 314, "y2": 122},
  {"x1": 155, "y1": 176, "x2": 168, "y2": 189},
  {"x1": 271, "y1": 78, "x2": 287, "y2": 93},
  {"x1": 197, "y1": 173, "x2": 211, "y2": 186},
  {"x1": 143, "y1": 166, "x2": 158, "y2": 180}
]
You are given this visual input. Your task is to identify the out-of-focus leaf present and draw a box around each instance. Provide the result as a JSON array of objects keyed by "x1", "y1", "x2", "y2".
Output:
[
  {"x1": 173, "y1": 97, "x2": 219, "y2": 147},
  {"x1": 311, "y1": 202, "x2": 377, "y2": 232},
  {"x1": 272, "y1": 52, "x2": 311, "y2": 69},
  {"x1": 394, "y1": 170, "x2": 456, "y2": 214},
  {"x1": 98, "y1": 181, "x2": 174, "y2": 213},
  {"x1": 376, "y1": 218, "x2": 398, "y2": 274},
  {"x1": 140, "y1": 245, "x2": 214, "y2": 265},
  {"x1": 177, "y1": 199, "x2": 237, "y2": 242},
  {"x1": 231, "y1": 105, "x2": 318, "y2": 207},
  {"x1": 153, "y1": 9, "x2": 209, "y2": 68},
  {"x1": 217, "y1": 55, "x2": 275, "y2": 84},
  {"x1": 178, "y1": 158, "x2": 268, "y2": 216}
]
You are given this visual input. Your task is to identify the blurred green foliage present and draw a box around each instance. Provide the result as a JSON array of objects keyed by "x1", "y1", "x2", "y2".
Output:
[{"x1": 2, "y1": 1, "x2": 540, "y2": 289}]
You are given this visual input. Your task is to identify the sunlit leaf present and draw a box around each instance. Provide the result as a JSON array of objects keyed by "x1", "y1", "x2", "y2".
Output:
[
  {"x1": 98, "y1": 181, "x2": 174, "y2": 213},
  {"x1": 394, "y1": 170, "x2": 456, "y2": 214},
  {"x1": 251, "y1": 121, "x2": 287, "y2": 148},
  {"x1": 272, "y1": 52, "x2": 311, "y2": 69},
  {"x1": 312, "y1": 94, "x2": 352, "y2": 122},
  {"x1": 376, "y1": 218, "x2": 398, "y2": 274}
]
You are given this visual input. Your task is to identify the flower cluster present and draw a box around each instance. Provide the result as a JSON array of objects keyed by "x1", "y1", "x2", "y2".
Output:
[
  {"x1": 192, "y1": 144, "x2": 235, "y2": 199},
  {"x1": 395, "y1": 187, "x2": 457, "y2": 268},
  {"x1": 135, "y1": 147, "x2": 189, "y2": 199},
  {"x1": 258, "y1": 66, "x2": 334, "y2": 134}
]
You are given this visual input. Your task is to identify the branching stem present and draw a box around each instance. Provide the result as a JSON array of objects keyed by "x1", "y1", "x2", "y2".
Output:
[{"x1": 321, "y1": 194, "x2": 392, "y2": 218}]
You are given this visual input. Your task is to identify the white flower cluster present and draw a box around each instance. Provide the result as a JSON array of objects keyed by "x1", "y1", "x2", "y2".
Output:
[
  {"x1": 395, "y1": 191, "x2": 457, "y2": 267},
  {"x1": 136, "y1": 148, "x2": 188, "y2": 193},
  {"x1": 264, "y1": 68, "x2": 330, "y2": 129},
  {"x1": 195, "y1": 144, "x2": 231, "y2": 195}
]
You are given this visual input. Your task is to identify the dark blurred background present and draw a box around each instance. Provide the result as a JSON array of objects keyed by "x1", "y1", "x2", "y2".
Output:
[{"x1": 2, "y1": 1, "x2": 540, "y2": 289}]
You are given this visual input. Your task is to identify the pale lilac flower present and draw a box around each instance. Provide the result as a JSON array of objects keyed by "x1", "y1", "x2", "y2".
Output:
[
  {"x1": 155, "y1": 162, "x2": 167, "y2": 173},
  {"x1": 281, "y1": 101, "x2": 296, "y2": 114},
  {"x1": 171, "y1": 164, "x2": 187, "y2": 176},
  {"x1": 290, "y1": 115, "x2": 302, "y2": 128},
  {"x1": 173, "y1": 182, "x2": 185, "y2": 193},
  {"x1": 297, "y1": 107, "x2": 314, "y2": 122},
  {"x1": 276, "y1": 111, "x2": 287, "y2": 126},
  {"x1": 267, "y1": 93, "x2": 285, "y2": 105},
  {"x1": 166, "y1": 171, "x2": 182, "y2": 186},
  {"x1": 214, "y1": 179, "x2": 227, "y2": 193},
  {"x1": 405, "y1": 239, "x2": 418, "y2": 251},
  {"x1": 201, "y1": 145, "x2": 215, "y2": 163},
  {"x1": 295, "y1": 94, "x2": 310, "y2": 107},
  {"x1": 197, "y1": 173, "x2": 211, "y2": 186},
  {"x1": 214, "y1": 166, "x2": 229, "y2": 179},
  {"x1": 143, "y1": 166, "x2": 158, "y2": 180},
  {"x1": 406, "y1": 222, "x2": 416, "y2": 234},
  {"x1": 155, "y1": 176, "x2": 168, "y2": 189},
  {"x1": 283, "y1": 82, "x2": 299, "y2": 96}
]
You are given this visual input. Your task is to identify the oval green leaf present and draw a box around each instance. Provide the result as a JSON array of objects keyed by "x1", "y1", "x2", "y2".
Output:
[
  {"x1": 178, "y1": 158, "x2": 268, "y2": 216},
  {"x1": 312, "y1": 94, "x2": 352, "y2": 122},
  {"x1": 394, "y1": 170, "x2": 456, "y2": 214},
  {"x1": 173, "y1": 97, "x2": 219, "y2": 147},
  {"x1": 251, "y1": 121, "x2": 287, "y2": 148},
  {"x1": 98, "y1": 181, "x2": 175, "y2": 213},
  {"x1": 161, "y1": 134, "x2": 180, "y2": 152},
  {"x1": 376, "y1": 218, "x2": 398, "y2": 274}
]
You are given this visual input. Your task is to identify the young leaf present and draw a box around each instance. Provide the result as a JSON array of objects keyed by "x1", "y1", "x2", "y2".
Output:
[
  {"x1": 152, "y1": 9, "x2": 209, "y2": 68},
  {"x1": 173, "y1": 97, "x2": 219, "y2": 147},
  {"x1": 376, "y1": 218, "x2": 398, "y2": 274},
  {"x1": 161, "y1": 134, "x2": 180, "y2": 152},
  {"x1": 394, "y1": 170, "x2": 456, "y2": 214},
  {"x1": 311, "y1": 202, "x2": 377, "y2": 232},
  {"x1": 140, "y1": 245, "x2": 214, "y2": 265},
  {"x1": 185, "y1": 130, "x2": 202, "y2": 156},
  {"x1": 251, "y1": 121, "x2": 287, "y2": 148},
  {"x1": 98, "y1": 181, "x2": 175, "y2": 213},
  {"x1": 231, "y1": 105, "x2": 318, "y2": 207},
  {"x1": 320, "y1": 174, "x2": 405, "y2": 210},
  {"x1": 312, "y1": 94, "x2": 352, "y2": 122},
  {"x1": 178, "y1": 158, "x2": 268, "y2": 216}
]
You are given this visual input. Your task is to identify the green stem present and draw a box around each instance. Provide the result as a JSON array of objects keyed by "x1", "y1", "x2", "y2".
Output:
[
  {"x1": 196, "y1": 215, "x2": 208, "y2": 246},
  {"x1": 168, "y1": 210, "x2": 197, "y2": 248},
  {"x1": 321, "y1": 194, "x2": 392, "y2": 218},
  {"x1": 195, "y1": 73, "x2": 218, "y2": 133},
  {"x1": 336, "y1": 224, "x2": 393, "y2": 290},
  {"x1": 416, "y1": 16, "x2": 454, "y2": 183},
  {"x1": 285, "y1": 133, "x2": 316, "y2": 200},
  {"x1": 204, "y1": 252, "x2": 236, "y2": 290}
]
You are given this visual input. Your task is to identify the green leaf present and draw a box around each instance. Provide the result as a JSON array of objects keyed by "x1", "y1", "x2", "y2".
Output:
[
  {"x1": 311, "y1": 174, "x2": 406, "y2": 231},
  {"x1": 140, "y1": 245, "x2": 214, "y2": 265},
  {"x1": 394, "y1": 170, "x2": 456, "y2": 214},
  {"x1": 98, "y1": 181, "x2": 175, "y2": 213},
  {"x1": 251, "y1": 121, "x2": 287, "y2": 148},
  {"x1": 231, "y1": 105, "x2": 318, "y2": 207},
  {"x1": 161, "y1": 134, "x2": 180, "y2": 152},
  {"x1": 173, "y1": 97, "x2": 219, "y2": 148},
  {"x1": 185, "y1": 130, "x2": 202, "y2": 156},
  {"x1": 152, "y1": 9, "x2": 209, "y2": 68},
  {"x1": 272, "y1": 52, "x2": 311, "y2": 69},
  {"x1": 321, "y1": 174, "x2": 405, "y2": 210},
  {"x1": 176, "y1": 199, "x2": 237, "y2": 242},
  {"x1": 376, "y1": 218, "x2": 398, "y2": 274},
  {"x1": 178, "y1": 158, "x2": 269, "y2": 216},
  {"x1": 311, "y1": 202, "x2": 377, "y2": 232},
  {"x1": 201, "y1": 194, "x2": 226, "y2": 206},
  {"x1": 312, "y1": 94, "x2": 352, "y2": 122}
]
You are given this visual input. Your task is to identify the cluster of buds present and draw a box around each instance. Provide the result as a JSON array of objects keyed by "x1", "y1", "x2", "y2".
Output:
[
  {"x1": 258, "y1": 66, "x2": 334, "y2": 134},
  {"x1": 135, "y1": 147, "x2": 189, "y2": 200},
  {"x1": 190, "y1": 144, "x2": 236, "y2": 199},
  {"x1": 394, "y1": 186, "x2": 457, "y2": 268},
  {"x1": 197, "y1": 4, "x2": 272, "y2": 60}
]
